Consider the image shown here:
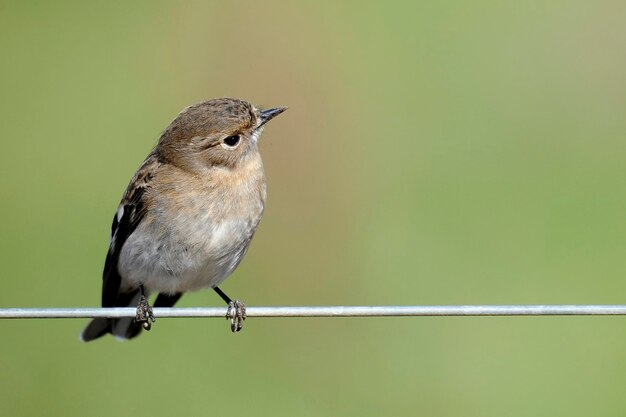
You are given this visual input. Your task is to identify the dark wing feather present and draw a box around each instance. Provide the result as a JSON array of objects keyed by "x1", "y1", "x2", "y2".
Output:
[
  {"x1": 82, "y1": 153, "x2": 161, "y2": 342},
  {"x1": 101, "y1": 153, "x2": 159, "y2": 307},
  {"x1": 101, "y1": 187, "x2": 147, "y2": 306}
]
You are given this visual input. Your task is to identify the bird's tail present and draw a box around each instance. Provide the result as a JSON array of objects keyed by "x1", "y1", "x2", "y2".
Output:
[
  {"x1": 80, "y1": 291, "x2": 183, "y2": 342},
  {"x1": 80, "y1": 291, "x2": 143, "y2": 342}
]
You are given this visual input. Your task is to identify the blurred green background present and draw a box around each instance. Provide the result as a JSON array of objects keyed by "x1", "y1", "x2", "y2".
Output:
[{"x1": 1, "y1": 1, "x2": 626, "y2": 415}]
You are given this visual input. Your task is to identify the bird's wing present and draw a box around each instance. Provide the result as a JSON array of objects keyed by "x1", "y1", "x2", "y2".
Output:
[{"x1": 101, "y1": 153, "x2": 160, "y2": 307}]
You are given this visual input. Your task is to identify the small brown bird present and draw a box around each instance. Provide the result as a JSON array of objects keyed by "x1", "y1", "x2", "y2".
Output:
[{"x1": 81, "y1": 98, "x2": 286, "y2": 341}]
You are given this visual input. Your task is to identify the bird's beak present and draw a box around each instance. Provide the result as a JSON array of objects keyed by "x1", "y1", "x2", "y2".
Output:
[{"x1": 258, "y1": 107, "x2": 287, "y2": 128}]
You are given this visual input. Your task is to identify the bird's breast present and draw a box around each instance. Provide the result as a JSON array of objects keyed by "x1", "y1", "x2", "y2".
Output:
[{"x1": 118, "y1": 163, "x2": 266, "y2": 294}]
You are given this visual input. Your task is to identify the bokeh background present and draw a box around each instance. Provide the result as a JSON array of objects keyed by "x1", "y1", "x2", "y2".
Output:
[{"x1": 1, "y1": 1, "x2": 626, "y2": 416}]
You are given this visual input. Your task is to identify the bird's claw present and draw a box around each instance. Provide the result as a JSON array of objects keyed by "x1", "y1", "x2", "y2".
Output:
[
  {"x1": 226, "y1": 300, "x2": 246, "y2": 333},
  {"x1": 135, "y1": 294, "x2": 155, "y2": 331}
]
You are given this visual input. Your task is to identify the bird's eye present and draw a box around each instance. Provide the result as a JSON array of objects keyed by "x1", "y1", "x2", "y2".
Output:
[{"x1": 223, "y1": 135, "x2": 240, "y2": 148}]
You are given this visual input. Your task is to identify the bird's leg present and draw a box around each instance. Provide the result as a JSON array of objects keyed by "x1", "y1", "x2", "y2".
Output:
[
  {"x1": 226, "y1": 301, "x2": 246, "y2": 333},
  {"x1": 135, "y1": 284, "x2": 155, "y2": 331},
  {"x1": 213, "y1": 287, "x2": 246, "y2": 333}
]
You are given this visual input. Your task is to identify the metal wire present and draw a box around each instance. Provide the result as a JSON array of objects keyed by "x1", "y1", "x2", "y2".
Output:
[{"x1": 2, "y1": 305, "x2": 626, "y2": 319}]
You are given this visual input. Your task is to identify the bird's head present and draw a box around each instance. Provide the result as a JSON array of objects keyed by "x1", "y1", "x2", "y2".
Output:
[{"x1": 157, "y1": 98, "x2": 286, "y2": 172}]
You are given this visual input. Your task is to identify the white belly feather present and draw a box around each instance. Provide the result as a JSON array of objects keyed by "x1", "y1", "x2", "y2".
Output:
[{"x1": 117, "y1": 211, "x2": 259, "y2": 295}]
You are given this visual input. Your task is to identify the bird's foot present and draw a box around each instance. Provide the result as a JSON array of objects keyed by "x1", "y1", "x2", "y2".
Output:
[
  {"x1": 226, "y1": 300, "x2": 246, "y2": 333},
  {"x1": 135, "y1": 294, "x2": 155, "y2": 331}
]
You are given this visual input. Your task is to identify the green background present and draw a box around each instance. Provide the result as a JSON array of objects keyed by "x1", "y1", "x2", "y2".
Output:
[{"x1": 1, "y1": 1, "x2": 625, "y2": 416}]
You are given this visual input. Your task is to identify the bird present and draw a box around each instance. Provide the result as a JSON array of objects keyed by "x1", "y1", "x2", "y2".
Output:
[{"x1": 81, "y1": 97, "x2": 286, "y2": 341}]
